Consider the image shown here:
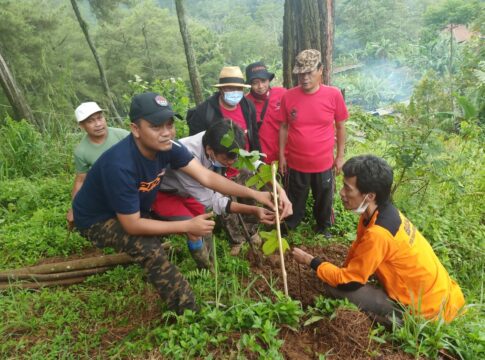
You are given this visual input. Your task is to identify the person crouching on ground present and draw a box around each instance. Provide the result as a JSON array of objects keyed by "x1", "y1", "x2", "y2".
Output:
[
  {"x1": 151, "y1": 118, "x2": 293, "y2": 266},
  {"x1": 292, "y1": 155, "x2": 465, "y2": 326},
  {"x1": 73, "y1": 92, "x2": 286, "y2": 314}
]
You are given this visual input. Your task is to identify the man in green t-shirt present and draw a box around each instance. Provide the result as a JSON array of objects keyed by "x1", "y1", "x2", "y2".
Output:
[{"x1": 66, "y1": 102, "x2": 129, "y2": 227}]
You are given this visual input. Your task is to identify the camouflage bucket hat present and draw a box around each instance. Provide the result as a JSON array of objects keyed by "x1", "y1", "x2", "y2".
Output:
[{"x1": 292, "y1": 49, "x2": 322, "y2": 74}]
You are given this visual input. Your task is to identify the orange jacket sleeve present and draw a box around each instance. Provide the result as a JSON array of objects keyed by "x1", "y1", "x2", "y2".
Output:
[{"x1": 315, "y1": 227, "x2": 391, "y2": 287}]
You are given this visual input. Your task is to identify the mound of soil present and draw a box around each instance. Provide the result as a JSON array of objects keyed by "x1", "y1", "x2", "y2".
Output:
[{"x1": 247, "y1": 244, "x2": 413, "y2": 360}]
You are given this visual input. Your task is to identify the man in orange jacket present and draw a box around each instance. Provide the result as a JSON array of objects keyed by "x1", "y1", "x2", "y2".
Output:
[{"x1": 292, "y1": 155, "x2": 465, "y2": 326}]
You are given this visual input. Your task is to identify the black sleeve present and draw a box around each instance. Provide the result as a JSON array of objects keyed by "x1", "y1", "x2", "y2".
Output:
[
  {"x1": 188, "y1": 103, "x2": 209, "y2": 136},
  {"x1": 310, "y1": 257, "x2": 323, "y2": 271},
  {"x1": 225, "y1": 199, "x2": 233, "y2": 214},
  {"x1": 245, "y1": 99, "x2": 262, "y2": 152}
]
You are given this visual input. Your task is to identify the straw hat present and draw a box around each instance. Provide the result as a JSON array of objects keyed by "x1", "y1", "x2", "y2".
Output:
[{"x1": 213, "y1": 66, "x2": 251, "y2": 88}]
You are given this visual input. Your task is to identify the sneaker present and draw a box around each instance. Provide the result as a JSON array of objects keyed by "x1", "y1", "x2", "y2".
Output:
[
  {"x1": 314, "y1": 226, "x2": 332, "y2": 239},
  {"x1": 229, "y1": 243, "x2": 243, "y2": 256}
]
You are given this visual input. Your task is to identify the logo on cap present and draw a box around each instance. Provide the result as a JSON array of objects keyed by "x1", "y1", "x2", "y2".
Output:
[{"x1": 155, "y1": 96, "x2": 168, "y2": 107}]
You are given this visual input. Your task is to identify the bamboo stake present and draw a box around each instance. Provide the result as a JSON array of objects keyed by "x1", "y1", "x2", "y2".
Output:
[{"x1": 271, "y1": 162, "x2": 288, "y2": 296}]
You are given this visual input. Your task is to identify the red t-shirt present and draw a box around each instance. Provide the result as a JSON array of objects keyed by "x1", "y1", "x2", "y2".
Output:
[
  {"x1": 279, "y1": 85, "x2": 348, "y2": 172},
  {"x1": 220, "y1": 103, "x2": 248, "y2": 179},
  {"x1": 246, "y1": 87, "x2": 287, "y2": 164},
  {"x1": 220, "y1": 103, "x2": 249, "y2": 150}
]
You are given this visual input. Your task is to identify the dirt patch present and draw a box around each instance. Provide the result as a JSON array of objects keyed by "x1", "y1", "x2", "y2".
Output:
[
  {"x1": 247, "y1": 244, "x2": 413, "y2": 360},
  {"x1": 247, "y1": 244, "x2": 348, "y2": 306}
]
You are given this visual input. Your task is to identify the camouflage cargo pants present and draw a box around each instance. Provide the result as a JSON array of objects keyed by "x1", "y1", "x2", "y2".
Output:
[
  {"x1": 79, "y1": 218, "x2": 197, "y2": 314},
  {"x1": 221, "y1": 169, "x2": 260, "y2": 244}
]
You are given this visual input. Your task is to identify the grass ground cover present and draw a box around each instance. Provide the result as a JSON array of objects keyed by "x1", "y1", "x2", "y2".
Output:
[{"x1": 0, "y1": 109, "x2": 483, "y2": 359}]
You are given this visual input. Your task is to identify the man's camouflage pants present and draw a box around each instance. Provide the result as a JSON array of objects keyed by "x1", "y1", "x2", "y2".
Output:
[{"x1": 79, "y1": 218, "x2": 197, "y2": 314}]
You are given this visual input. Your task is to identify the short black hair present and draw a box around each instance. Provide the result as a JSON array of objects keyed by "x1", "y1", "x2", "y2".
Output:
[
  {"x1": 342, "y1": 155, "x2": 393, "y2": 206},
  {"x1": 202, "y1": 118, "x2": 245, "y2": 159}
]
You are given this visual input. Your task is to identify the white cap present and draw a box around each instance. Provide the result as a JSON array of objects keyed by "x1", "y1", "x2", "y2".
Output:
[{"x1": 75, "y1": 102, "x2": 103, "y2": 123}]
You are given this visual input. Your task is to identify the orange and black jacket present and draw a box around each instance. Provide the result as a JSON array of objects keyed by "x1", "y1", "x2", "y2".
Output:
[{"x1": 310, "y1": 202, "x2": 465, "y2": 322}]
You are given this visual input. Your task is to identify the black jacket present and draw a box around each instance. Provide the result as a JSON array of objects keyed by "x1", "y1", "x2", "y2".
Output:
[{"x1": 187, "y1": 92, "x2": 261, "y2": 152}]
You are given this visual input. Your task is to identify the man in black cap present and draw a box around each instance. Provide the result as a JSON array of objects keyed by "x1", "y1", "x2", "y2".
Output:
[
  {"x1": 72, "y1": 92, "x2": 278, "y2": 314},
  {"x1": 245, "y1": 62, "x2": 287, "y2": 164}
]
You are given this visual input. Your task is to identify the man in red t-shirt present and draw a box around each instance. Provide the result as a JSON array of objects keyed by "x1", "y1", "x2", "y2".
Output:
[
  {"x1": 279, "y1": 49, "x2": 349, "y2": 237},
  {"x1": 245, "y1": 62, "x2": 287, "y2": 164}
]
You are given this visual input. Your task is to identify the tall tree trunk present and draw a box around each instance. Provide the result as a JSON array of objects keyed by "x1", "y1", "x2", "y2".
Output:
[
  {"x1": 70, "y1": 0, "x2": 122, "y2": 123},
  {"x1": 141, "y1": 24, "x2": 155, "y2": 80},
  {"x1": 283, "y1": 0, "x2": 335, "y2": 88},
  {"x1": 175, "y1": 0, "x2": 203, "y2": 105},
  {"x1": 0, "y1": 51, "x2": 38, "y2": 127}
]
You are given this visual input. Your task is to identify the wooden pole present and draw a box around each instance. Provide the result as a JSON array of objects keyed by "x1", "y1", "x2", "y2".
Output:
[
  {"x1": 271, "y1": 162, "x2": 288, "y2": 296},
  {"x1": 0, "y1": 253, "x2": 134, "y2": 275},
  {"x1": 0, "y1": 277, "x2": 87, "y2": 290},
  {"x1": 0, "y1": 266, "x2": 111, "y2": 282}
]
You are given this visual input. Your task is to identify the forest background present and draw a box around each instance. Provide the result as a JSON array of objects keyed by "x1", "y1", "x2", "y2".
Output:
[{"x1": 0, "y1": 0, "x2": 484, "y2": 359}]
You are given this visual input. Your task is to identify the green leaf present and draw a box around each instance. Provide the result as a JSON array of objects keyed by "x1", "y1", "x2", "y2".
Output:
[
  {"x1": 245, "y1": 174, "x2": 261, "y2": 189},
  {"x1": 221, "y1": 128, "x2": 235, "y2": 148},
  {"x1": 304, "y1": 315, "x2": 324, "y2": 327},
  {"x1": 261, "y1": 230, "x2": 290, "y2": 256},
  {"x1": 262, "y1": 237, "x2": 279, "y2": 255},
  {"x1": 257, "y1": 164, "x2": 273, "y2": 184}
]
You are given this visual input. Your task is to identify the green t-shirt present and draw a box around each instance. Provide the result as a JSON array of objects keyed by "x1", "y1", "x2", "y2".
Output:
[{"x1": 74, "y1": 127, "x2": 129, "y2": 173}]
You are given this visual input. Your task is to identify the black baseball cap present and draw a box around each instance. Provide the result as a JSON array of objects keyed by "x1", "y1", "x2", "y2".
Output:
[
  {"x1": 245, "y1": 61, "x2": 275, "y2": 84},
  {"x1": 129, "y1": 92, "x2": 181, "y2": 124}
]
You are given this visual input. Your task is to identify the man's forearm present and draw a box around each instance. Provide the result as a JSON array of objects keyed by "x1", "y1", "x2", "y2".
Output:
[
  {"x1": 209, "y1": 175, "x2": 258, "y2": 200},
  {"x1": 335, "y1": 122, "x2": 346, "y2": 159},
  {"x1": 229, "y1": 201, "x2": 259, "y2": 216},
  {"x1": 71, "y1": 173, "x2": 87, "y2": 199},
  {"x1": 279, "y1": 123, "x2": 288, "y2": 158},
  {"x1": 120, "y1": 216, "x2": 191, "y2": 236}
]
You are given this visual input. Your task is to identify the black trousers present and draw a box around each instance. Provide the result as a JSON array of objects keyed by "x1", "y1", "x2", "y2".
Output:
[{"x1": 284, "y1": 168, "x2": 334, "y2": 230}]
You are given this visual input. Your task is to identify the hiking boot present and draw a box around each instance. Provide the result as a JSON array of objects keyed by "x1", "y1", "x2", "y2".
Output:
[{"x1": 229, "y1": 243, "x2": 244, "y2": 256}]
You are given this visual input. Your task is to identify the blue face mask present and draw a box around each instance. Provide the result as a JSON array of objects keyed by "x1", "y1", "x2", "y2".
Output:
[
  {"x1": 210, "y1": 158, "x2": 225, "y2": 168},
  {"x1": 223, "y1": 91, "x2": 244, "y2": 106}
]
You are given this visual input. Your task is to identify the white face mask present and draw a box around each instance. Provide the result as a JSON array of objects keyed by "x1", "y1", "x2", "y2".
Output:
[
  {"x1": 352, "y1": 194, "x2": 369, "y2": 215},
  {"x1": 223, "y1": 91, "x2": 244, "y2": 106}
]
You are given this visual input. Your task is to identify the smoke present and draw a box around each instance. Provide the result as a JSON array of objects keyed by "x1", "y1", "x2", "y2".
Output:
[{"x1": 333, "y1": 59, "x2": 417, "y2": 111}]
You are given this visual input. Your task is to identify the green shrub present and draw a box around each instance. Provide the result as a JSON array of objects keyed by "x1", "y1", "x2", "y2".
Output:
[{"x1": 0, "y1": 117, "x2": 75, "y2": 180}]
